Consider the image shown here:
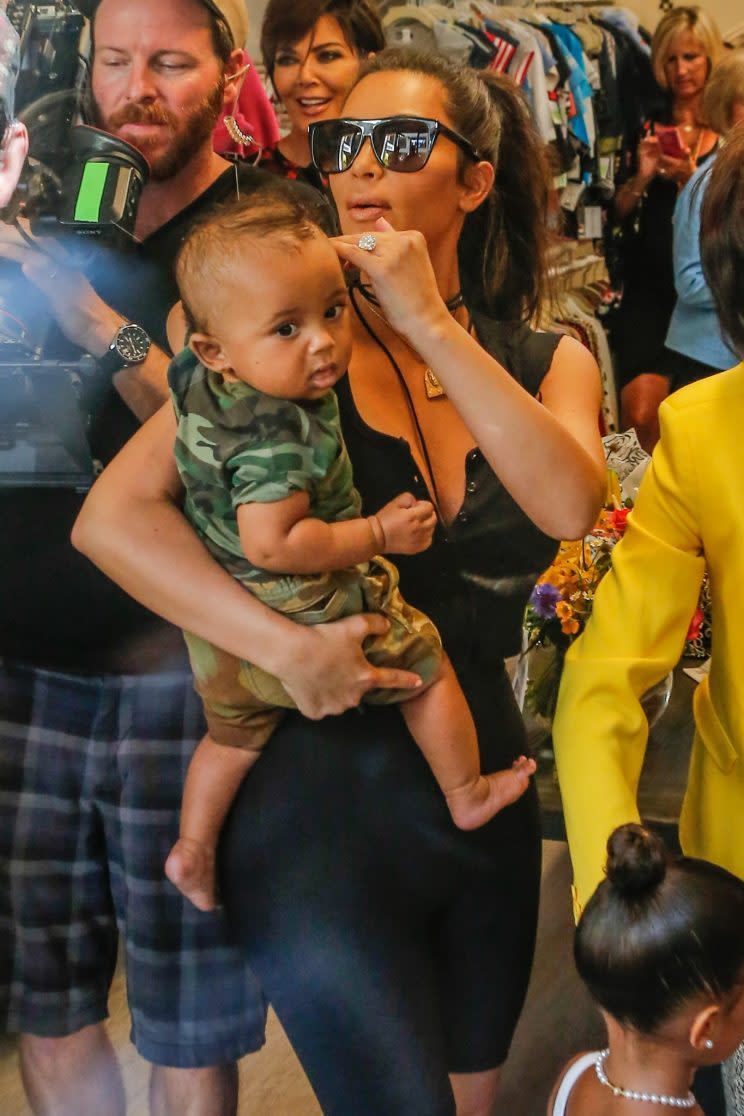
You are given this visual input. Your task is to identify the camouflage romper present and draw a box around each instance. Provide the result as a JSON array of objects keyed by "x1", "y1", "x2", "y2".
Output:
[{"x1": 168, "y1": 350, "x2": 442, "y2": 751}]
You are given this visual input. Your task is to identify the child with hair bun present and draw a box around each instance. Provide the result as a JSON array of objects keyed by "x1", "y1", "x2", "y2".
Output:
[{"x1": 548, "y1": 824, "x2": 744, "y2": 1115}]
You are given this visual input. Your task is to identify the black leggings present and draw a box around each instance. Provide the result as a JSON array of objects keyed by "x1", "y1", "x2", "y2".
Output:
[{"x1": 220, "y1": 669, "x2": 541, "y2": 1116}]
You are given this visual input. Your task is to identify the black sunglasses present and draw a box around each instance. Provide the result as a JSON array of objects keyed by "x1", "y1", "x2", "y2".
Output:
[{"x1": 308, "y1": 115, "x2": 482, "y2": 175}]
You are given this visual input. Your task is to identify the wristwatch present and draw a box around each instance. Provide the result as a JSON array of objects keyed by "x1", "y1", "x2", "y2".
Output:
[{"x1": 98, "y1": 322, "x2": 151, "y2": 375}]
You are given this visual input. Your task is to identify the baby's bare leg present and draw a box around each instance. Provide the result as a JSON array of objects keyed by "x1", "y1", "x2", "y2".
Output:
[
  {"x1": 401, "y1": 656, "x2": 536, "y2": 830},
  {"x1": 165, "y1": 734, "x2": 259, "y2": 911}
]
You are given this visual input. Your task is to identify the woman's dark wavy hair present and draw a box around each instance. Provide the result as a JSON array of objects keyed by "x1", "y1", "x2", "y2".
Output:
[
  {"x1": 575, "y1": 824, "x2": 744, "y2": 1035},
  {"x1": 700, "y1": 124, "x2": 744, "y2": 357},
  {"x1": 261, "y1": 0, "x2": 385, "y2": 78},
  {"x1": 354, "y1": 48, "x2": 550, "y2": 322}
]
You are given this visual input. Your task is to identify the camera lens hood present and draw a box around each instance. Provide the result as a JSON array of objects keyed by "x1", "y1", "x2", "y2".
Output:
[{"x1": 71, "y1": 124, "x2": 150, "y2": 183}]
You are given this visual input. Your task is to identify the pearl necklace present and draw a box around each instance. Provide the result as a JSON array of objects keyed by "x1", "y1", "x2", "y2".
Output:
[{"x1": 595, "y1": 1050, "x2": 696, "y2": 1108}]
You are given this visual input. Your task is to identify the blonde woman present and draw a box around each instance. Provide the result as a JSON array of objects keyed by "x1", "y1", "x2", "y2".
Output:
[
  {"x1": 613, "y1": 6, "x2": 724, "y2": 451},
  {"x1": 664, "y1": 50, "x2": 744, "y2": 390}
]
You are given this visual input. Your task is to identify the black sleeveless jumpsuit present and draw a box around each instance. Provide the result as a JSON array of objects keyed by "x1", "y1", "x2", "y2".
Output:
[{"x1": 221, "y1": 315, "x2": 561, "y2": 1115}]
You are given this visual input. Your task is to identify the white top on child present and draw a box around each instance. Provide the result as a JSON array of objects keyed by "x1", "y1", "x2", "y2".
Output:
[{"x1": 551, "y1": 1051, "x2": 598, "y2": 1116}]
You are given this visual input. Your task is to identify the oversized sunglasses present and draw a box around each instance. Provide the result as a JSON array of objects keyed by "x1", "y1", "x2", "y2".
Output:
[{"x1": 308, "y1": 115, "x2": 482, "y2": 175}]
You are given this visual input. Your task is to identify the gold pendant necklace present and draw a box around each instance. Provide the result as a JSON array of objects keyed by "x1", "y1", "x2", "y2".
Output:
[
  {"x1": 423, "y1": 368, "x2": 446, "y2": 400},
  {"x1": 356, "y1": 285, "x2": 464, "y2": 401}
]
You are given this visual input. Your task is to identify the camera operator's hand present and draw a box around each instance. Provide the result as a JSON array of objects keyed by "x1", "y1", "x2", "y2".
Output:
[
  {"x1": 0, "y1": 221, "x2": 121, "y2": 356},
  {"x1": 0, "y1": 220, "x2": 170, "y2": 420}
]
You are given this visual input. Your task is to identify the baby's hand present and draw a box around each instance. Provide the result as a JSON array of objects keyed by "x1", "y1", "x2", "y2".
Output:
[{"x1": 376, "y1": 492, "x2": 437, "y2": 555}]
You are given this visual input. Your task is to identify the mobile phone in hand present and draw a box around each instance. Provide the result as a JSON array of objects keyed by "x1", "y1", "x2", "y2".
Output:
[{"x1": 654, "y1": 125, "x2": 689, "y2": 160}]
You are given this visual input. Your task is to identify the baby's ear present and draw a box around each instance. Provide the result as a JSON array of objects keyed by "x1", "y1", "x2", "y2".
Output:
[{"x1": 189, "y1": 333, "x2": 230, "y2": 372}]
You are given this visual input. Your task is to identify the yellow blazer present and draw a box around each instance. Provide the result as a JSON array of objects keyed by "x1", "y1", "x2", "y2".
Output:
[{"x1": 553, "y1": 363, "x2": 744, "y2": 917}]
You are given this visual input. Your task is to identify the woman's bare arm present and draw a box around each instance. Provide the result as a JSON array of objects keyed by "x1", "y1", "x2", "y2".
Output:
[
  {"x1": 416, "y1": 321, "x2": 607, "y2": 540},
  {"x1": 72, "y1": 403, "x2": 422, "y2": 718},
  {"x1": 423, "y1": 324, "x2": 605, "y2": 540}
]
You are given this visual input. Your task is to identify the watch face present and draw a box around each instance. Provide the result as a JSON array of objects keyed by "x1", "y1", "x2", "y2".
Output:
[{"x1": 115, "y1": 323, "x2": 150, "y2": 362}]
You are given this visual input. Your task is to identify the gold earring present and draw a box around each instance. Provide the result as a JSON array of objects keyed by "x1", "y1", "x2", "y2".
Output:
[
  {"x1": 223, "y1": 115, "x2": 255, "y2": 146},
  {"x1": 223, "y1": 62, "x2": 255, "y2": 147}
]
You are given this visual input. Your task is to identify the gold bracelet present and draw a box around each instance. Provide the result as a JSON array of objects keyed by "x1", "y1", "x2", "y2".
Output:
[{"x1": 367, "y1": 514, "x2": 386, "y2": 552}]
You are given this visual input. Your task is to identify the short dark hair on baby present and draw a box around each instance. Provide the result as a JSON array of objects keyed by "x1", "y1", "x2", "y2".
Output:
[
  {"x1": 574, "y1": 824, "x2": 744, "y2": 1034},
  {"x1": 176, "y1": 181, "x2": 327, "y2": 335}
]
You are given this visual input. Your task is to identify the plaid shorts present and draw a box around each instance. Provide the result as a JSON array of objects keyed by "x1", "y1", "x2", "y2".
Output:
[{"x1": 0, "y1": 659, "x2": 266, "y2": 1068}]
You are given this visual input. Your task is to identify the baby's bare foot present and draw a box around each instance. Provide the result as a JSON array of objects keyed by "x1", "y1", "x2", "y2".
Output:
[
  {"x1": 165, "y1": 838, "x2": 218, "y2": 911},
  {"x1": 446, "y1": 755, "x2": 537, "y2": 831}
]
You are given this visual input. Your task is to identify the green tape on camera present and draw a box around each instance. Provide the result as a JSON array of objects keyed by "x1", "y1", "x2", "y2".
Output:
[{"x1": 73, "y1": 161, "x2": 109, "y2": 224}]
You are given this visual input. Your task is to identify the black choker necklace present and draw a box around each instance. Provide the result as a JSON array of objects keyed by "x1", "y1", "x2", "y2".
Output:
[{"x1": 356, "y1": 282, "x2": 464, "y2": 315}]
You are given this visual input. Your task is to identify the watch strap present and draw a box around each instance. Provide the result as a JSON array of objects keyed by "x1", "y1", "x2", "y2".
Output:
[{"x1": 97, "y1": 343, "x2": 126, "y2": 376}]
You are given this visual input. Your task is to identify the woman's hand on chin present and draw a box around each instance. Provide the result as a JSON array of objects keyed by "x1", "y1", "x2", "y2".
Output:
[
  {"x1": 332, "y1": 218, "x2": 449, "y2": 344},
  {"x1": 279, "y1": 612, "x2": 422, "y2": 720}
]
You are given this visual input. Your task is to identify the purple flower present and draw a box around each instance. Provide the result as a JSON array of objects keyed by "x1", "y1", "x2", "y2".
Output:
[{"x1": 530, "y1": 582, "x2": 562, "y2": 619}]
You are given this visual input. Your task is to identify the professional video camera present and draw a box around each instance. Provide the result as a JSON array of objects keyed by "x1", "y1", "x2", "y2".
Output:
[{"x1": 0, "y1": 1, "x2": 149, "y2": 491}]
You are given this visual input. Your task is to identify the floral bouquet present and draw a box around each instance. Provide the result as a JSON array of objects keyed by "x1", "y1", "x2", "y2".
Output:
[
  {"x1": 518, "y1": 429, "x2": 708, "y2": 726},
  {"x1": 522, "y1": 497, "x2": 631, "y2": 722}
]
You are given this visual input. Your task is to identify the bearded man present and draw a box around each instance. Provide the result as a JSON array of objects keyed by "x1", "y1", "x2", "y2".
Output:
[{"x1": 0, "y1": 3, "x2": 326, "y2": 1114}]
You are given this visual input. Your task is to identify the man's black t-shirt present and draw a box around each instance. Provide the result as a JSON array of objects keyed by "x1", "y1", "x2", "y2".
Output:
[{"x1": 0, "y1": 163, "x2": 332, "y2": 673}]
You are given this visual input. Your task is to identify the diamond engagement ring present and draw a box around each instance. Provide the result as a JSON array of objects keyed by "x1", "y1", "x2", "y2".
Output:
[{"x1": 357, "y1": 233, "x2": 377, "y2": 252}]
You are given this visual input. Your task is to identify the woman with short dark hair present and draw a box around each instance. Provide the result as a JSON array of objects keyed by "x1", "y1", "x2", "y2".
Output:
[{"x1": 258, "y1": 0, "x2": 385, "y2": 186}]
